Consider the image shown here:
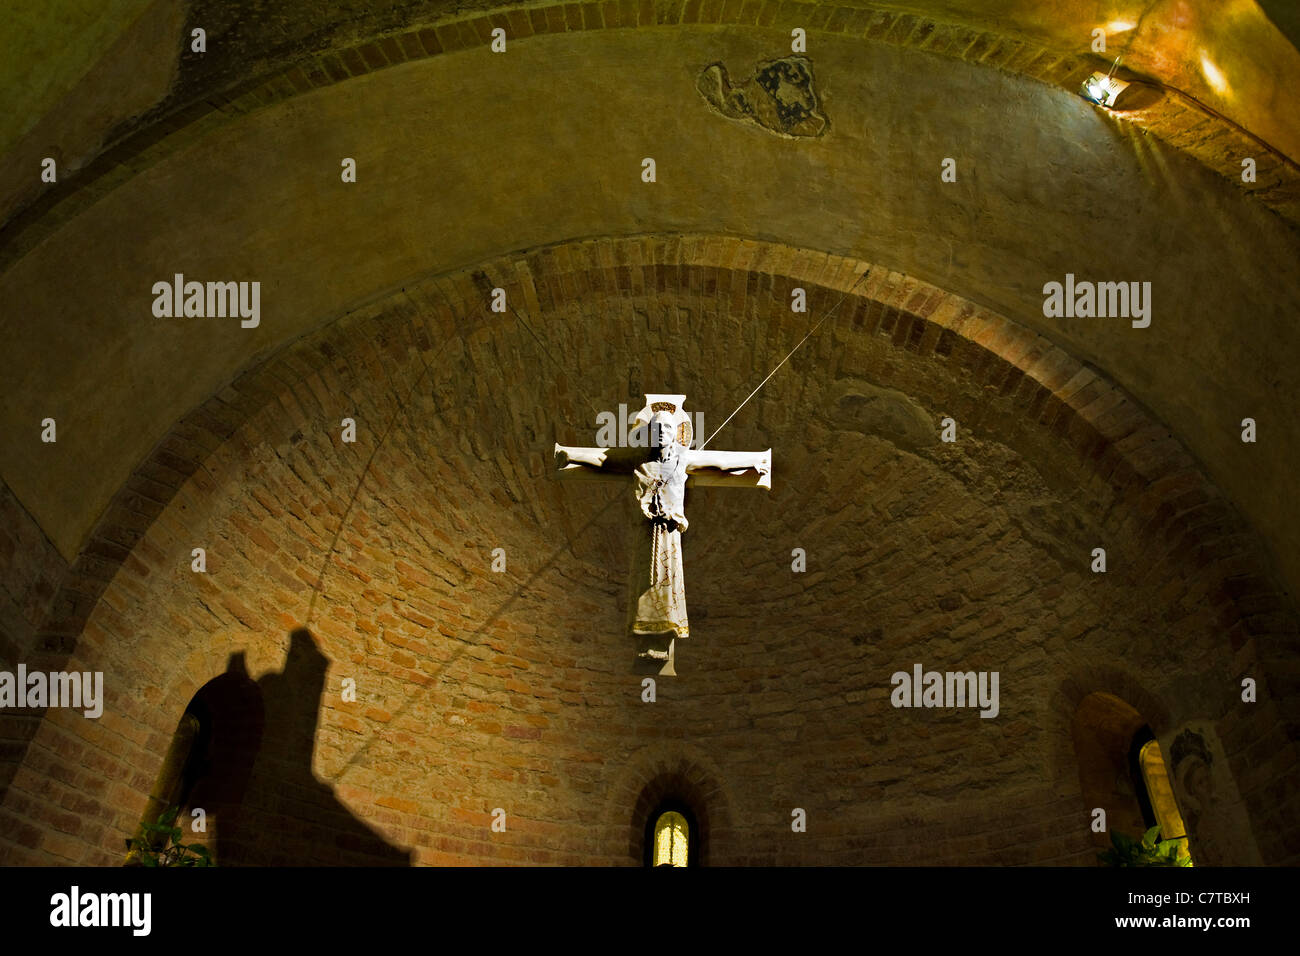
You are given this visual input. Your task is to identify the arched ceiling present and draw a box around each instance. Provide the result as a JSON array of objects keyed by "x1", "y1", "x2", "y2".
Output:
[
  {"x1": 3, "y1": 8, "x2": 1298, "y2": 612},
  {"x1": 6, "y1": 2, "x2": 1299, "y2": 180},
  {"x1": 1, "y1": 0, "x2": 157, "y2": 157},
  {"x1": 5, "y1": 5, "x2": 1299, "y2": 868}
]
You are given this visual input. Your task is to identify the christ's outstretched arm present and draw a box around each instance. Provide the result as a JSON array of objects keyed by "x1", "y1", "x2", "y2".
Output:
[
  {"x1": 553, "y1": 443, "x2": 647, "y2": 478},
  {"x1": 684, "y1": 448, "x2": 772, "y2": 489}
]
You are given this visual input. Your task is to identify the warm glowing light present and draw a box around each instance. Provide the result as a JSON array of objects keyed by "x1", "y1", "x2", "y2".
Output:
[
  {"x1": 653, "y1": 811, "x2": 689, "y2": 866},
  {"x1": 1139, "y1": 739, "x2": 1194, "y2": 865},
  {"x1": 1106, "y1": 20, "x2": 1136, "y2": 33},
  {"x1": 1199, "y1": 52, "x2": 1229, "y2": 94},
  {"x1": 1080, "y1": 71, "x2": 1130, "y2": 108}
]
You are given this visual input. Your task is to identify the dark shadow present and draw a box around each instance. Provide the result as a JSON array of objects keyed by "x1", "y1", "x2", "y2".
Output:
[
  {"x1": 1128, "y1": 725, "x2": 1159, "y2": 831},
  {"x1": 179, "y1": 652, "x2": 262, "y2": 863},
  {"x1": 1259, "y1": 1, "x2": 1300, "y2": 53},
  {"x1": 1111, "y1": 82, "x2": 1163, "y2": 111},
  {"x1": 178, "y1": 630, "x2": 411, "y2": 866}
]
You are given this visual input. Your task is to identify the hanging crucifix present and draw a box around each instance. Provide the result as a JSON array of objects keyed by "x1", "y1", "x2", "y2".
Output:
[{"x1": 554, "y1": 394, "x2": 772, "y2": 675}]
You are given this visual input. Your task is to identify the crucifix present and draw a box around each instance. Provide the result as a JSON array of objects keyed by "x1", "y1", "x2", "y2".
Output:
[{"x1": 553, "y1": 394, "x2": 772, "y2": 675}]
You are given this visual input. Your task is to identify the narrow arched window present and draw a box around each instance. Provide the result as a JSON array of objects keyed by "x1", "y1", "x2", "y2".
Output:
[
  {"x1": 652, "y1": 810, "x2": 689, "y2": 867},
  {"x1": 128, "y1": 654, "x2": 263, "y2": 865},
  {"x1": 128, "y1": 708, "x2": 207, "y2": 862},
  {"x1": 1132, "y1": 728, "x2": 1193, "y2": 863}
]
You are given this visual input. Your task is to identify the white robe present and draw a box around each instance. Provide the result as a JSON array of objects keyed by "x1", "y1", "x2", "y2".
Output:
[{"x1": 630, "y1": 451, "x2": 689, "y2": 642}]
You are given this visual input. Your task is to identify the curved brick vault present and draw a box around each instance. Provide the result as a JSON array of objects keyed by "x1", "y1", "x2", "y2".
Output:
[{"x1": 1, "y1": 234, "x2": 1295, "y2": 865}]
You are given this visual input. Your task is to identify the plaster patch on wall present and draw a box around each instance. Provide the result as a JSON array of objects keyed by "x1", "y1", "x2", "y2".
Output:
[{"x1": 696, "y1": 55, "x2": 828, "y2": 138}]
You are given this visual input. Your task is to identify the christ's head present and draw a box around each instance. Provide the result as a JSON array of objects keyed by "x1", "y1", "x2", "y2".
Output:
[{"x1": 648, "y1": 412, "x2": 678, "y2": 460}]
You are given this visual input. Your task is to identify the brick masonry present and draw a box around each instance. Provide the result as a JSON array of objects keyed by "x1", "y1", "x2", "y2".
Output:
[{"x1": 1, "y1": 232, "x2": 1295, "y2": 865}]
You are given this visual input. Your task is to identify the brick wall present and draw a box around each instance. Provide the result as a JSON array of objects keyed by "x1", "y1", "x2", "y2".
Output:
[{"x1": 1, "y1": 234, "x2": 1293, "y2": 865}]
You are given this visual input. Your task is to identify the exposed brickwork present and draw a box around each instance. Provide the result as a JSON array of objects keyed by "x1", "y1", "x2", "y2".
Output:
[{"x1": 1, "y1": 233, "x2": 1294, "y2": 865}]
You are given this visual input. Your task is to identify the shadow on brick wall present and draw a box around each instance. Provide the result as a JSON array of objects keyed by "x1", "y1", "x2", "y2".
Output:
[{"x1": 182, "y1": 630, "x2": 410, "y2": 866}]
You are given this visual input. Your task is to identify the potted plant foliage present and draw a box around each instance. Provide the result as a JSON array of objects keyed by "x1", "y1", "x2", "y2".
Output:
[
  {"x1": 1099, "y1": 826, "x2": 1192, "y2": 867},
  {"x1": 125, "y1": 807, "x2": 214, "y2": 867}
]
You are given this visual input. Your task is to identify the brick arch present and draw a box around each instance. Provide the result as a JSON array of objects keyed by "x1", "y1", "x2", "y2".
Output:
[
  {"x1": 4, "y1": 232, "x2": 1297, "y2": 864},
  {"x1": 603, "y1": 742, "x2": 735, "y2": 866},
  {"x1": 1056, "y1": 668, "x2": 1173, "y2": 738},
  {"x1": 1043, "y1": 666, "x2": 1273, "y2": 866},
  {"x1": 4, "y1": 2, "x2": 1296, "y2": 269},
  {"x1": 1071, "y1": 690, "x2": 1154, "y2": 858},
  {"x1": 1044, "y1": 666, "x2": 1173, "y2": 794},
  {"x1": 633, "y1": 771, "x2": 722, "y2": 866},
  {"x1": 32, "y1": 233, "x2": 1293, "y2": 670}
]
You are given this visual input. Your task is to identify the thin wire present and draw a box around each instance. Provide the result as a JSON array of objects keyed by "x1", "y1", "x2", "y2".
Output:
[
  {"x1": 698, "y1": 264, "x2": 873, "y2": 450},
  {"x1": 335, "y1": 491, "x2": 623, "y2": 779},
  {"x1": 308, "y1": 275, "x2": 604, "y2": 629},
  {"x1": 306, "y1": 348, "x2": 436, "y2": 627}
]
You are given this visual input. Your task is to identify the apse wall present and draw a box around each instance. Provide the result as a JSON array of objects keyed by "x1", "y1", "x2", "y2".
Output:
[{"x1": 1, "y1": 236, "x2": 1290, "y2": 865}]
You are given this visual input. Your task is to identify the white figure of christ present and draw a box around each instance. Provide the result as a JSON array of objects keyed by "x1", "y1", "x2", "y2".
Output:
[{"x1": 554, "y1": 394, "x2": 771, "y2": 674}]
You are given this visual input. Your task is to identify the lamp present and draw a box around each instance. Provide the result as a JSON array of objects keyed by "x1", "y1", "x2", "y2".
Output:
[{"x1": 1080, "y1": 56, "x2": 1130, "y2": 108}]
